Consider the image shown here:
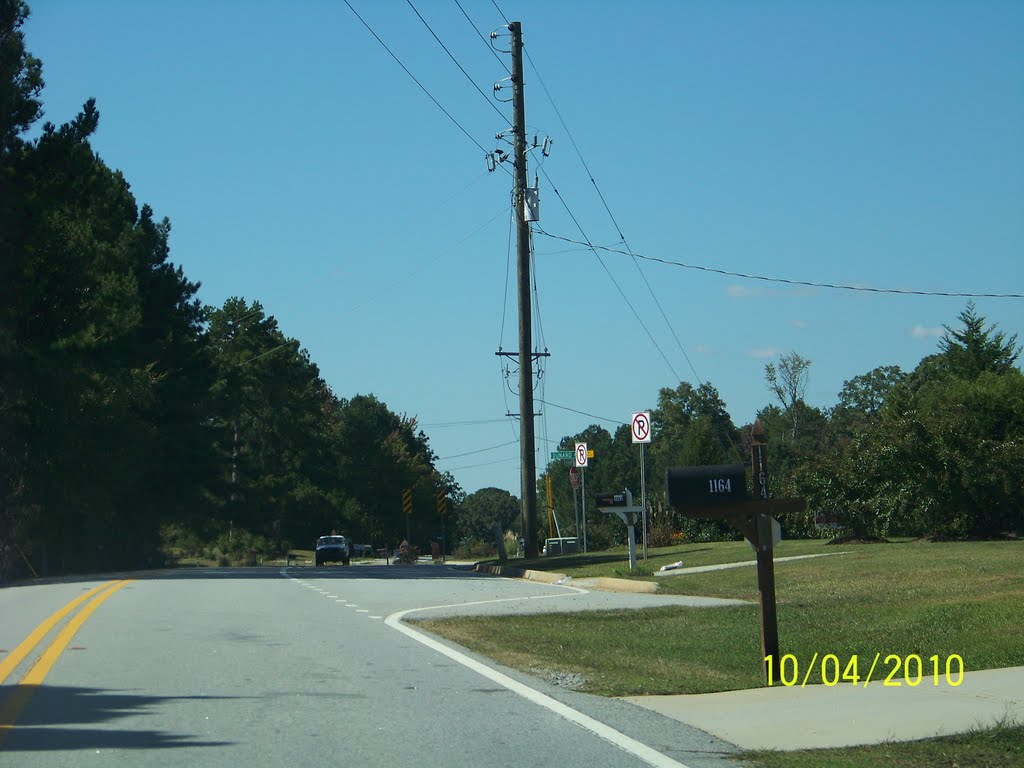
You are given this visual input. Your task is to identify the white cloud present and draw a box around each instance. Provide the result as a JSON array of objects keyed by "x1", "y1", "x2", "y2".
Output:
[
  {"x1": 911, "y1": 324, "x2": 943, "y2": 339},
  {"x1": 748, "y1": 347, "x2": 780, "y2": 359},
  {"x1": 693, "y1": 344, "x2": 712, "y2": 354},
  {"x1": 791, "y1": 319, "x2": 808, "y2": 329},
  {"x1": 785, "y1": 286, "x2": 819, "y2": 298},
  {"x1": 727, "y1": 285, "x2": 761, "y2": 298},
  {"x1": 727, "y1": 284, "x2": 818, "y2": 299}
]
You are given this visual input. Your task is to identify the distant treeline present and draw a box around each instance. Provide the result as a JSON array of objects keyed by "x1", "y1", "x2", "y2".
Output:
[
  {"x1": 539, "y1": 308, "x2": 1022, "y2": 549},
  {"x1": 1, "y1": 2, "x2": 453, "y2": 578}
]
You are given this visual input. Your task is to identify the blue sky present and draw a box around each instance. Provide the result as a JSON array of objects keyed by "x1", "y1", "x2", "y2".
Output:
[{"x1": 25, "y1": 1, "x2": 1023, "y2": 495}]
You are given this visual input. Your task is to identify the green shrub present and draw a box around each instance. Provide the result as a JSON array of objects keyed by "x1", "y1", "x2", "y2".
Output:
[{"x1": 453, "y1": 539, "x2": 495, "y2": 560}]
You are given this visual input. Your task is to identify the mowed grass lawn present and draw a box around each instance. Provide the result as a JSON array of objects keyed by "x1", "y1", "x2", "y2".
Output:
[
  {"x1": 416, "y1": 540, "x2": 1024, "y2": 696},
  {"x1": 740, "y1": 721, "x2": 1024, "y2": 768}
]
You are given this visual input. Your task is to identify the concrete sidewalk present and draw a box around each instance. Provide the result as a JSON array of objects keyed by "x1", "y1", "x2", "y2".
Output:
[
  {"x1": 457, "y1": 561, "x2": 1024, "y2": 751},
  {"x1": 655, "y1": 551, "x2": 851, "y2": 577},
  {"x1": 623, "y1": 666, "x2": 1024, "y2": 750}
]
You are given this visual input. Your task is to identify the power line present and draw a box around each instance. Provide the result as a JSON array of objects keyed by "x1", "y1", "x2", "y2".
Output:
[
  {"x1": 500, "y1": 367, "x2": 519, "y2": 441},
  {"x1": 347, "y1": 206, "x2": 508, "y2": 316},
  {"x1": 498, "y1": 201, "x2": 520, "y2": 443},
  {"x1": 521, "y1": 47, "x2": 785, "y2": 466},
  {"x1": 538, "y1": 166, "x2": 683, "y2": 381},
  {"x1": 218, "y1": 171, "x2": 491, "y2": 349},
  {"x1": 342, "y1": 0, "x2": 490, "y2": 156},
  {"x1": 523, "y1": 45, "x2": 745, "y2": 466},
  {"x1": 524, "y1": 47, "x2": 704, "y2": 386},
  {"x1": 437, "y1": 439, "x2": 519, "y2": 461},
  {"x1": 405, "y1": 0, "x2": 511, "y2": 126},
  {"x1": 525, "y1": 49, "x2": 612, "y2": 219},
  {"x1": 535, "y1": 434, "x2": 566, "y2": 447},
  {"x1": 452, "y1": 0, "x2": 510, "y2": 74},
  {"x1": 445, "y1": 454, "x2": 518, "y2": 472},
  {"x1": 225, "y1": 176, "x2": 497, "y2": 371},
  {"x1": 498, "y1": 203, "x2": 515, "y2": 348},
  {"x1": 534, "y1": 230, "x2": 1024, "y2": 299},
  {"x1": 489, "y1": 0, "x2": 509, "y2": 24},
  {"x1": 535, "y1": 398, "x2": 624, "y2": 426},
  {"x1": 240, "y1": 339, "x2": 300, "y2": 366},
  {"x1": 420, "y1": 418, "x2": 511, "y2": 428},
  {"x1": 539, "y1": 369, "x2": 549, "y2": 480},
  {"x1": 529, "y1": 226, "x2": 547, "y2": 353}
]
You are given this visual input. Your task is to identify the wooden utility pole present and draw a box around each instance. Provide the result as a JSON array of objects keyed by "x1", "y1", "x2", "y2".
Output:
[{"x1": 510, "y1": 21, "x2": 539, "y2": 558}]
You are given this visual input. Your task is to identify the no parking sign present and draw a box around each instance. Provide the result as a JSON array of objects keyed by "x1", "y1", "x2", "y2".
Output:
[
  {"x1": 631, "y1": 412, "x2": 652, "y2": 444},
  {"x1": 574, "y1": 442, "x2": 588, "y2": 468}
]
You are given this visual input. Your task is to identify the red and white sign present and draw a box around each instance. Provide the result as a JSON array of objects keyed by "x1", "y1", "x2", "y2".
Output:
[
  {"x1": 631, "y1": 412, "x2": 652, "y2": 444},
  {"x1": 574, "y1": 442, "x2": 588, "y2": 468},
  {"x1": 569, "y1": 466, "x2": 581, "y2": 489}
]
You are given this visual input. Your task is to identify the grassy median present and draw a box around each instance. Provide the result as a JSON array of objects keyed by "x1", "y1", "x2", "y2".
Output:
[{"x1": 415, "y1": 539, "x2": 1023, "y2": 695}]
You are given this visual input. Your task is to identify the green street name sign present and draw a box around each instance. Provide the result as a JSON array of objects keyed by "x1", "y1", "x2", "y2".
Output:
[{"x1": 550, "y1": 450, "x2": 573, "y2": 461}]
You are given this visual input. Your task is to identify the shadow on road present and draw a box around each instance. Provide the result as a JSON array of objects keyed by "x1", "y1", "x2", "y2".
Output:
[{"x1": 0, "y1": 685, "x2": 235, "y2": 751}]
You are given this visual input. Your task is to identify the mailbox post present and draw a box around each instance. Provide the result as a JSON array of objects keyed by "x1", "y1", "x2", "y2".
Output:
[
  {"x1": 751, "y1": 421, "x2": 779, "y2": 683},
  {"x1": 595, "y1": 490, "x2": 642, "y2": 570},
  {"x1": 665, "y1": 425, "x2": 803, "y2": 686}
]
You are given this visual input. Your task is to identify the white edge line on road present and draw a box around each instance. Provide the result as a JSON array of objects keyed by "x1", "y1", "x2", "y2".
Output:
[{"x1": 384, "y1": 589, "x2": 692, "y2": 768}]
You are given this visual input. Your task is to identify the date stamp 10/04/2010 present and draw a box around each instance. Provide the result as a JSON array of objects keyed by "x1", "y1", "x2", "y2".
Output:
[{"x1": 764, "y1": 653, "x2": 965, "y2": 688}]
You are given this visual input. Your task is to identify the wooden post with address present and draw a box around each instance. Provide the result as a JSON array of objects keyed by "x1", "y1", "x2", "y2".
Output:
[
  {"x1": 751, "y1": 420, "x2": 780, "y2": 684},
  {"x1": 665, "y1": 419, "x2": 804, "y2": 686}
]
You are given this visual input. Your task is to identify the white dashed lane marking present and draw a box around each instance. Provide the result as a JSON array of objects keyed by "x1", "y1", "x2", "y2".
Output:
[{"x1": 283, "y1": 570, "x2": 383, "y2": 623}]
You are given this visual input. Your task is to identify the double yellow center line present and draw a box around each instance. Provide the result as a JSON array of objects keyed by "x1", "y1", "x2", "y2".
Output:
[{"x1": 0, "y1": 578, "x2": 132, "y2": 745}]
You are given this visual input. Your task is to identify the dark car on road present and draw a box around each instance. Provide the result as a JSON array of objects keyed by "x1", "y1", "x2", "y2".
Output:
[{"x1": 315, "y1": 535, "x2": 350, "y2": 566}]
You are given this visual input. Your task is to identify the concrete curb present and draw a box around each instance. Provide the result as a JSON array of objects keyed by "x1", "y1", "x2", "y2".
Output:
[
  {"x1": 573, "y1": 577, "x2": 658, "y2": 594},
  {"x1": 466, "y1": 564, "x2": 658, "y2": 593},
  {"x1": 468, "y1": 564, "x2": 568, "y2": 584}
]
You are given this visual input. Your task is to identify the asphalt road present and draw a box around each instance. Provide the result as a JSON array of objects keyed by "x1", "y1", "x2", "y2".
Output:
[{"x1": 0, "y1": 565, "x2": 745, "y2": 768}]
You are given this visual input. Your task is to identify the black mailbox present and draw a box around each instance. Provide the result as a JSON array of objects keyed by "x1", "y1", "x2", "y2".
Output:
[
  {"x1": 666, "y1": 464, "x2": 749, "y2": 514},
  {"x1": 595, "y1": 491, "x2": 629, "y2": 508}
]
